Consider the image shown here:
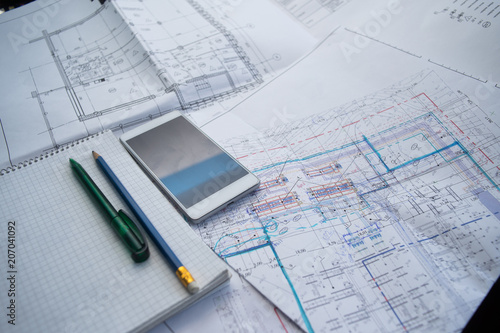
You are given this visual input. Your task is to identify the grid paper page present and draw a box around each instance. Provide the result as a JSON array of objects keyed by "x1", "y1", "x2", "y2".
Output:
[{"x1": 0, "y1": 131, "x2": 229, "y2": 333}]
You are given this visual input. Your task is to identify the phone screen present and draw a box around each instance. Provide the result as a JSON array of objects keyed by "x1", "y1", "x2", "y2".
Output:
[{"x1": 125, "y1": 116, "x2": 248, "y2": 208}]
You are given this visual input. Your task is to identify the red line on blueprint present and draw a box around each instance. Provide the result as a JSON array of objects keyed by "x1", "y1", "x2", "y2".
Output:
[
  {"x1": 478, "y1": 148, "x2": 494, "y2": 163},
  {"x1": 342, "y1": 120, "x2": 360, "y2": 128},
  {"x1": 371, "y1": 277, "x2": 408, "y2": 332},
  {"x1": 377, "y1": 106, "x2": 394, "y2": 114},
  {"x1": 252, "y1": 194, "x2": 299, "y2": 217},
  {"x1": 418, "y1": 92, "x2": 441, "y2": 111},
  {"x1": 237, "y1": 155, "x2": 248, "y2": 159},
  {"x1": 255, "y1": 95, "x2": 414, "y2": 152},
  {"x1": 450, "y1": 120, "x2": 464, "y2": 134},
  {"x1": 248, "y1": 92, "x2": 500, "y2": 178},
  {"x1": 306, "y1": 133, "x2": 324, "y2": 140},
  {"x1": 274, "y1": 307, "x2": 288, "y2": 333}
]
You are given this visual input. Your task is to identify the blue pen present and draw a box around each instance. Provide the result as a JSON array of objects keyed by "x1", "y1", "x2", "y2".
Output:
[{"x1": 93, "y1": 151, "x2": 199, "y2": 294}]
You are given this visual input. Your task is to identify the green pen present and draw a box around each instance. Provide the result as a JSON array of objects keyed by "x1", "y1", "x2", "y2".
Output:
[{"x1": 69, "y1": 158, "x2": 150, "y2": 262}]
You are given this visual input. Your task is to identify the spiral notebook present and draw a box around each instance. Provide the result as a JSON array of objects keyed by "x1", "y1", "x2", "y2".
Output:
[{"x1": 0, "y1": 131, "x2": 230, "y2": 333}]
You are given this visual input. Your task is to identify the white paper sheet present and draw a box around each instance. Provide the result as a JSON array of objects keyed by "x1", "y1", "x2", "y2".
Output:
[
  {"x1": 1, "y1": 1, "x2": 499, "y2": 332},
  {"x1": 195, "y1": 20, "x2": 500, "y2": 333},
  {"x1": 0, "y1": 0, "x2": 315, "y2": 171}
]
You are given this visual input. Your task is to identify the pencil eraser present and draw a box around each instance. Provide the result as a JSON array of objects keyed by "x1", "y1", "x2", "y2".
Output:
[{"x1": 187, "y1": 281, "x2": 199, "y2": 294}]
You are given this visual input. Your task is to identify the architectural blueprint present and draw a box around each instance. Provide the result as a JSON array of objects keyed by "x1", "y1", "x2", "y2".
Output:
[
  {"x1": 0, "y1": 0, "x2": 314, "y2": 171},
  {"x1": 161, "y1": 267, "x2": 302, "y2": 333},
  {"x1": 274, "y1": 0, "x2": 353, "y2": 29},
  {"x1": 194, "y1": 69, "x2": 500, "y2": 332},
  {"x1": 341, "y1": 0, "x2": 500, "y2": 83},
  {"x1": 1, "y1": 1, "x2": 499, "y2": 332},
  {"x1": 274, "y1": 0, "x2": 500, "y2": 90}
]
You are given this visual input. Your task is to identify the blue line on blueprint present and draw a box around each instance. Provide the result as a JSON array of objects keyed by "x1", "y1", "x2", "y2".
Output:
[
  {"x1": 362, "y1": 247, "x2": 407, "y2": 332},
  {"x1": 220, "y1": 187, "x2": 489, "y2": 331},
  {"x1": 261, "y1": 222, "x2": 315, "y2": 333},
  {"x1": 214, "y1": 225, "x2": 267, "y2": 257},
  {"x1": 252, "y1": 111, "x2": 498, "y2": 193},
  {"x1": 363, "y1": 135, "x2": 391, "y2": 172},
  {"x1": 417, "y1": 234, "x2": 440, "y2": 242},
  {"x1": 222, "y1": 243, "x2": 270, "y2": 259},
  {"x1": 253, "y1": 139, "x2": 364, "y2": 173},
  {"x1": 456, "y1": 141, "x2": 500, "y2": 192},
  {"x1": 429, "y1": 114, "x2": 499, "y2": 192},
  {"x1": 362, "y1": 215, "x2": 485, "y2": 330},
  {"x1": 363, "y1": 134, "x2": 460, "y2": 173},
  {"x1": 222, "y1": 110, "x2": 498, "y2": 331},
  {"x1": 390, "y1": 142, "x2": 459, "y2": 171},
  {"x1": 461, "y1": 217, "x2": 482, "y2": 226}
]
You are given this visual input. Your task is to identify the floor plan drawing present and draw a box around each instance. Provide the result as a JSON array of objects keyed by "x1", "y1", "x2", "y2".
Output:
[
  {"x1": 274, "y1": 0, "x2": 353, "y2": 28},
  {"x1": 12, "y1": 0, "x2": 259, "y2": 158},
  {"x1": 163, "y1": 268, "x2": 302, "y2": 333},
  {"x1": 29, "y1": 0, "x2": 262, "y2": 143},
  {"x1": 192, "y1": 70, "x2": 500, "y2": 332},
  {"x1": 0, "y1": 0, "x2": 314, "y2": 171}
]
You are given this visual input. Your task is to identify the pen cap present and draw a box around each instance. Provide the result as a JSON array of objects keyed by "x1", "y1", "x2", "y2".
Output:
[{"x1": 116, "y1": 210, "x2": 150, "y2": 263}]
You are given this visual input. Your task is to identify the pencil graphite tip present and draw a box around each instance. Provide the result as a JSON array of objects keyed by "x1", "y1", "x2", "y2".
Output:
[{"x1": 92, "y1": 151, "x2": 100, "y2": 159}]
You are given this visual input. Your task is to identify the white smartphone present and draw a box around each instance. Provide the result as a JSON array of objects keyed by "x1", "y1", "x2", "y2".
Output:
[{"x1": 120, "y1": 111, "x2": 260, "y2": 223}]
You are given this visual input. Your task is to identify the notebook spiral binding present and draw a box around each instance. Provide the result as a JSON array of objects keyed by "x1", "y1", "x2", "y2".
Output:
[{"x1": 0, "y1": 131, "x2": 108, "y2": 176}]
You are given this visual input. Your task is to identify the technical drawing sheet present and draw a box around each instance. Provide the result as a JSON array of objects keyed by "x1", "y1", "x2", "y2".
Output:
[
  {"x1": 198, "y1": 73, "x2": 500, "y2": 332},
  {"x1": 193, "y1": 24, "x2": 500, "y2": 333},
  {"x1": 0, "y1": 0, "x2": 315, "y2": 171},
  {"x1": 161, "y1": 266, "x2": 302, "y2": 333},
  {"x1": 273, "y1": 0, "x2": 500, "y2": 90},
  {"x1": 339, "y1": 0, "x2": 500, "y2": 90},
  {"x1": 1, "y1": 0, "x2": 499, "y2": 332}
]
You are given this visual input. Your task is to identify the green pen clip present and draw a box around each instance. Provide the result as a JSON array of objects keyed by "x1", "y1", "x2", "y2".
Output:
[{"x1": 115, "y1": 209, "x2": 150, "y2": 263}]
